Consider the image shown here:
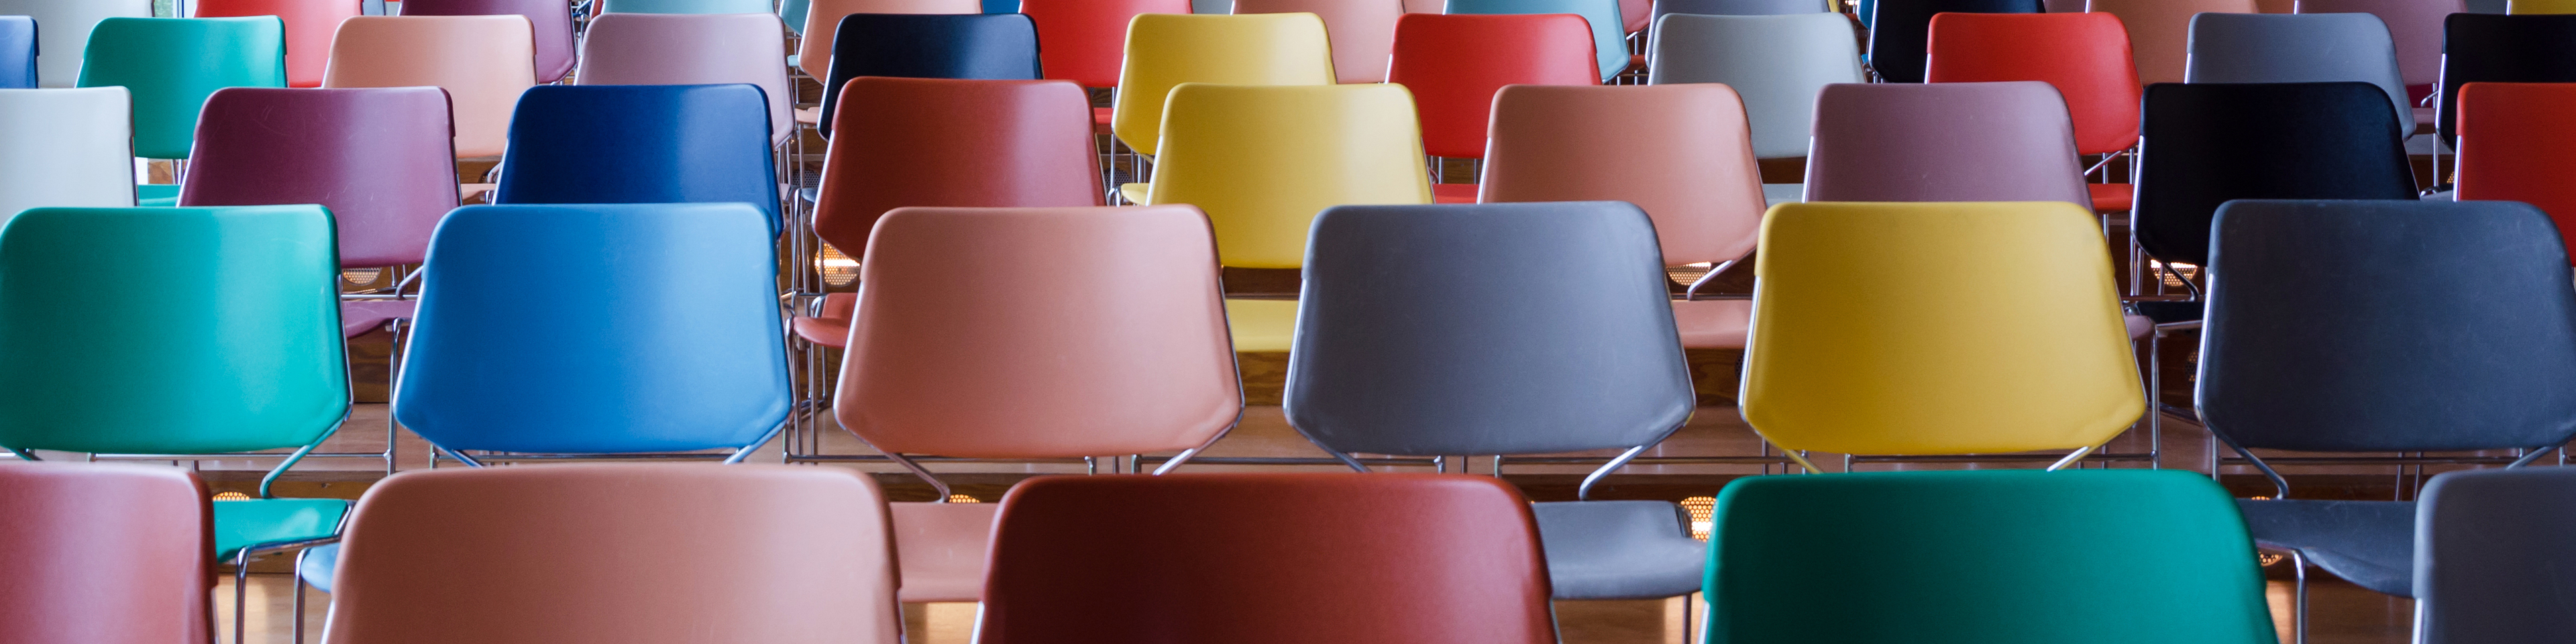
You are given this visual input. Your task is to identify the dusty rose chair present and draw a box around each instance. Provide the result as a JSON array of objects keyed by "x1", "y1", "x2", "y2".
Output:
[
  {"x1": 2086, "y1": 0, "x2": 2257, "y2": 85},
  {"x1": 322, "y1": 15, "x2": 536, "y2": 158},
  {"x1": 579, "y1": 12, "x2": 796, "y2": 145},
  {"x1": 0, "y1": 463, "x2": 210, "y2": 644},
  {"x1": 399, "y1": 0, "x2": 578, "y2": 84},
  {"x1": 1236, "y1": 0, "x2": 1406, "y2": 83},
  {"x1": 1803, "y1": 81, "x2": 2091, "y2": 207}
]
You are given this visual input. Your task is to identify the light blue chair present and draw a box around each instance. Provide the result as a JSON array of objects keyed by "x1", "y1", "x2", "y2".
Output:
[
  {"x1": 0, "y1": 15, "x2": 34, "y2": 88},
  {"x1": 1447, "y1": 0, "x2": 1629, "y2": 82}
]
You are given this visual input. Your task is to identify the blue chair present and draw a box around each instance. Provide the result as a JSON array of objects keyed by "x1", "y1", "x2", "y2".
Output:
[
  {"x1": 2418, "y1": 466, "x2": 2576, "y2": 644},
  {"x1": 816, "y1": 13, "x2": 1041, "y2": 138},
  {"x1": 492, "y1": 84, "x2": 782, "y2": 234},
  {"x1": 1447, "y1": 0, "x2": 1630, "y2": 82},
  {"x1": 1, "y1": 15, "x2": 32, "y2": 89}
]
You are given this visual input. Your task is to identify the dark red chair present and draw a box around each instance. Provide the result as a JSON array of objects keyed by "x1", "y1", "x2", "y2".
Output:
[
  {"x1": 1386, "y1": 13, "x2": 1599, "y2": 203},
  {"x1": 399, "y1": 0, "x2": 578, "y2": 84},
  {"x1": 1925, "y1": 12, "x2": 2141, "y2": 211},
  {"x1": 0, "y1": 463, "x2": 211, "y2": 644}
]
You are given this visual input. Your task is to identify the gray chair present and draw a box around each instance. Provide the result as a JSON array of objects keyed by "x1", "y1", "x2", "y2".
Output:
[
  {"x1": 2184, "y1": 13, "x2": 2414, "y2": 131},
  {"x1": 1650, "y1": 0, "x2": 1822, "y2": 24},
  {"x1": 1283, "y1": 201, "x2": 1705, "y2": 602},
  {"x1": 1648, "y1": 12, "x2": 1865, "y2": 160},
  {"x1": 2418, "y1": 466, "x2": 2576, "y2": 644}
]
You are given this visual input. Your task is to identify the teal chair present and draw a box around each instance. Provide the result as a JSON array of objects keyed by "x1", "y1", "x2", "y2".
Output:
[
  {"x1": 75, "y1": 17, "x2": 285, "y2": 162},
  {"x1": 1703, "y1": 470, "x2": 2279, "y2": 644},
  {"x1": 782, "y1": 0, "x2": 808, "y2": 32},
  {"x1": 0, "y1": 205, "x2": 351, "y2": 644},
  {"x1": 600, "y1": 0, "x2": 775, "y2": 13},
  {"x1": 1446, "y1": 0, "x2": 1629, "y2": 82}
]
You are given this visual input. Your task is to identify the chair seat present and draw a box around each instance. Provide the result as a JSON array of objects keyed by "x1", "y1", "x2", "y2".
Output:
[
  {"x1": 214, "y1": 497, "x2": 350, "y2": 562},
  {"x1": 2238, "y1": 498, "x2": 2416, "y2": 597},
  {"x1": 1761, "y1": 183, "x2": 1803, "y2": 207},
  {"x1": 138, "y1": 184, "x2": 180, "y2": 207},
  {"x1": 795, "y1": 106, "x2": 821, "y2": 125},
  {"x1": 1672, "y1": 298, "x2": 1750, "y2": 349},
  {"x1": 2131, "y1": 300, "x2": 2203, "y2": 325},
  {"x1": 1530, "y1": 500, "x2": 1707, "y2": 600},
  {"x1": 1093, "y1": 107, "x2": 1112, "y2": 127},
  {"x1": 891, "y1": 501, "x2": 1001, "y2": 603},
  {"x1": 1225, "y1": 299, "x2": 1297, "y2": 352},
  {"x1": 793, "y1": 292, "x2": 858, "y2": 348},
  {"x1": 2413, "y1": 106, "x2": 2434, "y2": 127},
  {"x1": 1432, "y1": 183, "x2": 1478, "y2": 203},
  {"x1": 2124, "y1": 313, "x2": 2151, "y2": 339},
  {"x1": 2089, "y1": 182, "x2": 2131, "y2": 212},
  {"x1": 299, "y1": 542, "x2": 340, "y2": 593},
  {"x1": 1118, "y1": 182, "x2": 1151, "y2": 205},
  {"x1": 340, "y1": 299, "x2": 417, "y2": 337},
  {"x1": 460, "y1": 182, "x2": 495, "y2": 203}
]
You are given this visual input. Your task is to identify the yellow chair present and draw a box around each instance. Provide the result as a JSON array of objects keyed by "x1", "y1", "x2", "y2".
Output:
[
  {"x1": 2508, "y1": 0, "x2": 2576, "y2": 13},
  {"x1": 1737, "y1": 201, "x2": 2143, "y2": 468},
  {"x1": 1111, "y1": 13, "x2": 1336, "y2": 156}
]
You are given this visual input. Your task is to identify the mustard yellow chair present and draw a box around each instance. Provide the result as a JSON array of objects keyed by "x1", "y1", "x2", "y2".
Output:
[
  {"x1": 1738, "y1": 201, "x2": 2143, "y2": 470},
  {"x1": 1110, "y1": 13, "x2": 1336, "y2": 157},
  {"x1": 2508, "y1": 0, "x2": 2576, "y2": 13},
  {"x1": 1131, "y1": 83, "x2": 1432, "y2": 350}
]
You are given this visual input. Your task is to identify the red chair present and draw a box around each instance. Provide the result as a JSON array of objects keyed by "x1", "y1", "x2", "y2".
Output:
[
  {"x1": 2455, "y1": 82, "x2": 2576, "y2": 263},
  {"x1": 0, "y1": 463, "x2": 211, "y2": 644},
  {"x1": 1387, "y1": 13, "x2": 1599, "y2": 203},
  {"x1": 977, "y1": 474, "x2": 1558, "y2": 644},
  {"x1": 1024, "y1": 0, "x2": 1189, "y2": 89},
  {"x1": 1926, "y1": 11, "x2": 2141, "y2": 211},
  {"x1": 193, "y1": 0, "x2": 361, "y2": 87}
]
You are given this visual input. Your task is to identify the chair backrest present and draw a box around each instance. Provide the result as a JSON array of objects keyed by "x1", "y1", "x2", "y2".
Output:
[
  {"x1": 1144, "y1": 83, "x2": 1430, "y2": 268},
  {"x1": 321, "y1": 15, "x2": 535, "y2": 158},
  {"x1": 180, "y1": 87, "x2": 455, "y2": 268},
  {"x1": 2457, "y1": 82, "x2": 2576, "y2": 262},
  {"x1": 400, "y1": 0, "x2": 578, "y2": 84},
  {"x1": 1236, "y1": 0, "x2": 1405, "y2": 83},
  {"x1": 1023, "y1": 0, "x2": 1191, "y2": 88},
  {"x1": 2186, "y1": 13, "x2": 2412, "y2": 130},
  {"x1": 1652, "y1": 0, "x2": 1822, "y2": 23},
  {"x1": 0, "y1": 87, "x2": 133, "y2": 223},
  {"x1": 2418, "y1": 467, "x2": 2576, "y2": 644},
  {"x1": 2133, "y1": 81, "x2": 2416, "y2": 266},
  {"x1": 2437, "y1": 14, "x2": 2576, "y2": 144},
  {"x1": 1925, "y1": 12, "x2": 2140, "y2": 156},
  {"x1": 1866, "y1": 0, "x2": 2038, "y2": 83},
  {"x1": 2086, "y1": 0, "x2": 2257, "y2": 85},
  {"x1": 77, "y1": 16, "x2": 285, "y2": 160},
  {"x1": 318, "y1": 464, "x2": 902, "y2": 644},
  {"x1": 816, "y1": 13, "x2": 1041, "y2": 138},
  {"x1": 599, "y1": 0, "x2": 775, "y2": 12},
  {"x1": 191, "y1": 0, "x2": 358, "y2": 88},
  {"x1": 392, "y1": 203, "x2": 789, "y2": 455},
  {"x1": 578, "y1": 12, "x2": 794, "y2": 145},
  {"x1": 782, "y1": 0, "x2": 809, "y2": 31},
  {"x1": 1114, "y1": 13, "x2": 1336, "y2": 155},
  {"x1": 1285, "y1": 202, "x2": 1692, "y2": 456},
  {"x1": 0, "y1": 463, "x2": 211, "y2": 644},
  {"x1": 0, "y1": 205, "x2": 346, "y2": 455},
  {"x1": 0, "y1": 15, "x2": 34, "y2": 88},
  {"x1": 494, "y1": 85, "x2": 780, "y2": 234},
  {"x1": 796, "y1": 0, "x2": 980, "y2": 78},
  {"x1": 1648, "y1": 12, "x2": 1864, "y2": 158},
  {"x1": 2198, "y1": 200, "x2": 2576, "y2": 453},
  {"x1": 1446, "y1": 0, "x2": 1627, "y2": 83},
  {"x1": 812, "y1": 78, "x2": 1101, "y2": 258},
  {"x1": 1803, "y1": 81, "x2": 2088, "y2": 206},
  {"x1": 978, "y1": 474, "x2": 1556, "y2": 644},
  {"x1": 1481, "y1": 84, "x2": 1762, "y2": 265},
  {"x1": 837, "y1": 205, "x2": 1241, "y2": 458},
  {"x1": 2296, "y1": 0, "x2": 2462, "y2": 89},
  {"x1": 1740, "y1": 201, "x2": 2141, "y2": 455},
  {"x1": 0, "y1": 0, "x2": 152, "y2": 88},
  {"x1": 1707, "y1": 470, "x2": 2277, "y2": 644},
  {"x1": 1387, "y1": 13, "x2": 1598, "y2": 159},
  {"x1": 2508, "y1": 0, "x2": 2576, "y2": 11}
]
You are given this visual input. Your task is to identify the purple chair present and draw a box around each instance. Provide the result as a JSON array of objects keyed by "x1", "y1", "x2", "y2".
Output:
[
  {"x1": 1802, "y1": 80, "x2": 2091, "y2": 207},
  {"x1": 399, "y1": 0, "x2": 577, "y2": 84}
]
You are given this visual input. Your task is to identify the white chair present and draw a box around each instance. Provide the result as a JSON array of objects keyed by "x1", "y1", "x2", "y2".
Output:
[
  {"x1": 578, "y1": 13, "x2": 795, "y2": 146},
  {"x1": 0, "y1": 0, "x2": 152, "y2": 89},
  {"x1": 0, "y1": 87, "x2": 136, "y2": 224}
]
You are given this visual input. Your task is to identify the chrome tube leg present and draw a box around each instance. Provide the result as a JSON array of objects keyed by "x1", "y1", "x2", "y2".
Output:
[
  {"x1": 290, "y1": 549, "x2": 309, "y2": 644},
  {"x1": 384, "y1": 319, "x2": 402, "y2": 474},
  {"x1": 233, "y1": 552, "x2": 252, "y2": 644},
  {"x1": 2291, "y1": 549, "x2": 2310, "y2": 644}
]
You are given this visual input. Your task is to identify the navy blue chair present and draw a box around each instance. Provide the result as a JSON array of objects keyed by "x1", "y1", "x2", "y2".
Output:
[
  {"x1": 816, "y1": 13, "x2": 1040, "y2": 138},
  {"x1": 2133, "y1": 82, "x2": 2418, "y2": 270},
  {"x1": 492, "y1": 84, "x2": 782, "y2": 233},
  {"x1": 1866, "y1": 0, "x2": 2039, "y2": 83},
  {"x1": 1, "y1": 15, "x2": 32, "y2": 88},
  {"x1": 2435, "y1": 13, "x2": 2576, "y2": 147}
]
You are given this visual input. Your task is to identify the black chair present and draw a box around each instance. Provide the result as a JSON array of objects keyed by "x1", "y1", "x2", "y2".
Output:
[
  {"x1": 817, "y1": 13, "x2": 1042, "y2": 138},
  {"x1": 1865, "y1": 0, "x2": 2039, "y2": 83},
  {"x1": 2418, "y1": 467, "x2": 2576, "y2": 644},
  {"x1": 2134, "y1": 82, "x2": 2417, "y2": 272},
  {"x1": 2198, "y1": 199, "x2": 2576, "y2": 639},
  {"x1": 2436, "y1": 13, "x2": 2576, "y2": 147}
]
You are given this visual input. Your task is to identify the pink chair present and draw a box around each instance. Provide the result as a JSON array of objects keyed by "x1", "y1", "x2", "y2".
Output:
[
  {"x1": 396, "y1": 0, "x2": 578, "y2": 84},
  {"x1": 2087, "y1": 0, "x2": 2257, "y2": 84},
  {"x1": 192, "y1": 0, "x2": 362, "y2": 87},
  {"x1": 321, "y1": 15, "x2": 537, "y2": 158},
  {"x1": 0, "y1": 463, "x2": 211, "y2": 644},
  {"x1": 1803, "y1": 81, "x2": 2091, "y2": 207},
  {"x1": 1236, "y1": 0, "x2": 1407, "y2": 83},
  {"x1": 578, "y1": 12, "x2": 797, "y2": 145}
]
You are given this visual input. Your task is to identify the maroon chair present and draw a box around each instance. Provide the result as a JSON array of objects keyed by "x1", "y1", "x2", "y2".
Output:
[
  {"x1": 1802, "y1": 81, "x2": 2092, "y2": 207},
  {"x1": 0, "y1": 463, "x2": 212, "y2": 644},
  {"x1": 398, "y1": 0, "x2": 577, "y2": 84}
]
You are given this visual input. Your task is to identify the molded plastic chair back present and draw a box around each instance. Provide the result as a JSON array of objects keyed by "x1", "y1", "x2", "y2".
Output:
[
  {"x1": 180, "y1": 87, "x2": 456, "y2": 268},
  {"x1": 837, "y1": 206, "x2": 1241, "y2": 458},
  {"x1": 796, "y1": 0, "x2": 981, "y2": 79},
  {"x1": 2296, "y1": 0, "x2": 2461, "y2": 89},
  {"x1": 816, "y1": 13, "x2": 1041, "y2": 137},
  {"x1": 1706, "y1": 470, "x2": 2278, "y2": 644},
  {"x1": 0, "y1": 205, "x2": 347, "y2": 455},
  {"x1": 599, "y1": 0, "x2": 774, "y2": 12},
  {"x1": 1388, "y1": 13, "x2": 1598, "y2": 159},
  {"x1": 1866, "y1": 0, "x2": 2039, "y2": 83},
  {"x1": 1925, "y1": 12, "x2": 2140, "y2": 155},
  {"x1": 494, "y1": 85, "x2": 780, "y2": 233},
  {"x1": 2198, "y1": 200, "x2": 2576, "y2": 453},
  {"x1": 812, "y1": 77, "x2": 1101, "y2": 258},
  {"x1": 193, "y1": 0, "x2": 358, "y2": 87},
  {"x1": 2418, "y1": 467, "x2": 2576, "y2": 644},
  {"x1": 2508, "y1": 0, "x2": 2576, "y2": 11},
  {"x1": 321, "y1": 15, "x2": 534, "y2": 158},
  {"x1": 1285, "y1": 202, "x2": 1692, "y2": 456},
  {"x1": 578, "y1": 13, "x2": 794, "y2": 145},
  {"x1": 1740, "y1": 201, "x2": 2141, "y2": 455},
  {"x1": 77, "y1": 17, "x2": 285, "y2": 159},
  {"x1": 1143, "y1": 83, "x2": 1431, "y2": 268},
  {"x1": 1648, "y1": 12, "x2": 1863, "y2": 158},
  {"x1": 2087, "y1": 0, "x2": 2257, "y2": 84},
  {"x1": 1114, "y1": 13, "x2": 1336, "y2": 154},
  {"x1": 1023, "y1": 0, "x2": 1191, "y2": 87},
  {"x1": 2133, "y1": 81, "x2": 2416, "y2": 266},
  {"x1": 318, "y1": 465, "x2": 902, "y2": 644},
  {"x1": 1481, "y1": 84, "x2": 1761, "y2": 265},
  {"x1": 1652, "y1": 0, "x2": 1823, "y2": 23},
  {"x1": 979, "y1": 474, "x2": 1556, "y2": 644},
  {"x1": 2436, "y1": 14, "x2": 2576, "y2": 144},
  {"x1": 0, "y1": 15, "x2": 32, "y2": 88},
  {"x1": 1804, "y1": 81, "x2": 2088, "y2": 206},
  {"x1": 393, "y1": 204, "x2": 787, "y2": 454},
  {"x1": 2457, "y1": 82, "x2": 2576, "y2": 260},
  {"x1": 0, "y1": 0, "x2": 151, "y2": 88},
  {"x1": 0, "y1": 87, "x2": 133, "y2": 222},
  {"x1": 400, "y1": 0, "x2": 578, "y2": 84},
  {"x1": 1236, "y1": 0, "x2": 1403, "y2": 82},
  {"x1": 0, "y1": 463, "x2": 211, "y2": 644},
  {"x1": 2187, "y1": 13, "x2": 2412, "y2": 129},
  {"x1": 782, "y1": 0, "x2": 809, "y2": 31},
  {"x1": 1446, "y1": 0, "x2": 1627, "y2": 82}
]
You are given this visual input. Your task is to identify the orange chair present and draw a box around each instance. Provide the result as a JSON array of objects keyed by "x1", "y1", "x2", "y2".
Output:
[
  {"x1": 977, "y1": 474, "x2": 1557, "y2": 644},
  {"x1": 1927, "y1": 12, "x2": 2141, "y2": 211},
  {"x1": 322, "y1": 15, "x2": 536, "y2": 158},
  {"x1": 193, "y1": 0, "x2": 360, "y2": 87},
  {"x1": 2456, "y1": 82, "x2": 2576, "y2": 263},
  {"x1": 0, "y1": 463, "x2": 211, "y2": 644},
  {"x1": 1386, "y1": 13, "x2": 1599, "y2": 203},
  {"x1": 2086, "y1": 0, "x2": 2255, "y2": 85},
  {"x1": 318, "y1": 465, "x2": 902, "y2": 644},
  {"x1": 1236, "y1": 0, "x2": 1406, "y2": 83},
  {"x1": 794, "y1": 0, "x2": 981, "y2": 80}
]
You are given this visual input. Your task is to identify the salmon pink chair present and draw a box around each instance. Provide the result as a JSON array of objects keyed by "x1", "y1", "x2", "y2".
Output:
[
  {"x1": 978, "y1": 474, "x2": 1557, "y2": 644},
  {"x1": 794, "y1": 0, "x2": 981, "y2": 80},
  {"x1": 1024, "y1": 0, "x2": 1191, "y2": 89},
  {"x1": 193, "y1": 0, "x2": 360, "y2": 87},
  {"x1": 2086, "y1": 0, "x2": 2256, "y2": 85},
  {"x1": 322, "y1": 15, "x2": 535, "y2": 158},
  {"x1": 835, "y1": 205, "x2": 1243, "y2": 602},
  {"x1": 1236, "y1": 0, "x2": 1406, "y2": 83},
  {"x1": 1386, "y1": 13, "x2": 1599, "y2": 203},
  {"x1": 2455, "y1": 82, "x2": 2576, "y2": 263},
  {"x1": 1926, "y1": 12, "x2": 2140, "y2": 211},
  {"x1": 578, "y1": 12, "x2": 796, "y2": 145},
  {"x1": 1803, "y1": 81, "x2": 2091, "y2": 207},
  {"x1": 0, "y1": 463, "x2": 211, "y2": 644},
  {"x1": 399, "y1": 0, "x2": 578, "y2": 84}
]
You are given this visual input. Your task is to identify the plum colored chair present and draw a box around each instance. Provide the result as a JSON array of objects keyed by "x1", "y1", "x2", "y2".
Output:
[
  {"x1": 192, "y1": 0, "x2": 358, "y2": 87},
  {"x1": 2186, "y1": 13, "x2": 2414, "y2": 130},
  {"x1": 2435, "y1": 14, "x2": 2576, "y2": 146},
  {"x1": 0, "y1": 463, "x2": 212, "y2": 644},
  {"x1": 0, "y1": 0, "x2": 151, "y2": 88},
  {"x1": 1803, "y1": 81, "x2": 2090, "y2": 207},
  {"x1": 814, "y1": 13, "x2": 1041, "y2": 138},
  {"x1": 398, "y1": 0, "x2": 577, "y2": 84},
  {"x1": 2086, "y1": 0, "x2": 2257, "y2": 85},
  {"x1": 1236, "y1": 0, "x2": 1405, "y2": 83},
  {"x1": 2457, "y1": 82, "x2": 2576, "y2": 262},
  {"x1": 1112, "y1": 13, "x2": 1336, "y2": 156},
  {"x1": 0, "y1": 87, "x2": 134, "y2": 223},
  {"x1": 2133, "y1": 82, "x2": 2417, "y2": 268},
  {"x1": 494, "y1": 85, "x2": 781, "y2": 234},
  {"x1": 1023, "y1": 0, "x2": 1191, "y2": 89},
  {"x1": 1864, "y1": 0, "x2": 2039, "y2": 83},
  {"x1": 1925, "y1": 12, "x2": 2141, "y2": 211},
  {"x1": 578, "y1": 12, "x2": 796, "y2": 145},
  {"x1": 2296, "y1": 0, "x2": 2463, "y2": 109},
  {"x1": 1387, "y1": 12, "x2": 1597, "y2": 201},
  {"x1": 794, "y1": 0, "x2": 981, "y2": 80},
  {"x1": 76, "y1": 16, "x2": 286, "y2": 160},
  {"x1": 1446, "y1": 0, "x2": 1630, "y2": 82},
  {"x1": 0, "y1": 15, "x2": 32, "y2": 88},
  {"x1": 322, "y1": 15, "x2": 535, "y2": 158},
  {"x1": 1649, "y1": 12, "x2": 1865, "y2": 158},
  {"x1": 2418, "y1": 467, "x2": 2576, "y2": 644}
]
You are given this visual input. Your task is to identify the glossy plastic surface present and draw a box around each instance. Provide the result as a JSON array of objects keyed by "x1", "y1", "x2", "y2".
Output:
[
  {"x1": 1482, "y1": 84, "x2": 1762, "y2": 265},
  {"x1": 599, "y1": 0, "x2": 775, "y2": 12},
  {"x1": 1388, "y1": 13, "x2": 1599, "y2": 158},
  {"x1": 2457, "y1": 82, "x2": 2576, "y2": 260},
  {"x1": 0, "y1": 0, "x2": 152, "y2": 88},
  {"x1": 494, "y1": 85, "x2": 781, "y2": 233},
  {"x1": 1925, "y1": 12, "x2": 2139, "y2": 154},
  {"x1": 0, "y1": 87, "x2": 134, "y2": 223},
  {"x1": 400, "y1": 0, "x2": 578, "y2": 83},
  {"x1": 2133, "y1": 81, "x2": 2417, "y2": 266},
  {"x1": 1113, "y1": 13, "x2": 1336, "y2": 154},
  {"x1": 2186, "y1": 13, "x2": 2412, "y2": 130},
  {"x1": 888, "y1": 502, "x2": 998, "y2": 602},
  {"x1": 0, "y1": 463, "x2": 211, "y2": 644},
  {"x1": 1143, "y1": 83, "x2": 1430, "y2": 268},
  {"x1": 2435, "y1": 14, "x2": 2576, "y2": 144},
  {"x1": 77, "y1": 16, "x2": 286, "y2": 159},
  {"x1": 813, "y1": 78, "x2": 1101, "y2": 258},
  {"x1": 321, "y1": 15, "x2": 535, "y2": 158},
  {"x1": 815, "y1": 13, "x2": 1041, "y2": 137},
  {"x1": 2508, "y1": 0, "x2": 2576, "y2": 11},
  {"x1": 192, "y1": 0, "x2": 358, "y2": 87},
  {"x1": 1804, "y1": 81, "x2": 2090, "y2": 207},
  {"x1": 2296, "y1": 0, "x2": 2461, "y2": 89},
  {"x1": 211, "y1": 497, "x2": 345, "y2": 559},
  {"x1": 2418, "y1": 467, "x2": 2576, "y2": 644},
  {"x1": 1648, "y1": 12, "x2": 1863, "y2": 158},
  {"x1": 2086, "y1": 0, "x2": 2257, "y2": 85},
  {"x1": 1865, "y1": 0, "x2": 2038, "y2": 83},
  {"x1": 180, "y1": 87, "x2": 458, "y2": 268},
  {"x1": 1651, "y1": 0, "x2": 1823, "y2": 22},
  {"x1": 1024, "y1": 0, "x2": 1190, "y2": 87},
  {"x1": 1236, "y1": 0, "x2": 1405, "y2": 82},
  {"x1": 796, "y1": 0, "x2": 980, "y2": 79},
  {"x1": 1447, "y1": 0, "x2": 1628, "y2": 81},
  {"x1": 0, "y1": 15, "x2": 32, "y2": 87},
  {"x1": 578, "y1": 13, "x2": 794, "y2": 144}
]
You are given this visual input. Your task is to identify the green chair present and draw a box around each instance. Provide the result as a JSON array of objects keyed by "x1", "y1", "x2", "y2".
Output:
[
  {"x1": 1703, "y1": 470, "x2": 2279, "y2": 644},
  {"x1": 0, "y1": 205, "x2": 351, "y2": 644},
  {"x1": 75, "y1": 17, "x2": 286, "y2": 162}
]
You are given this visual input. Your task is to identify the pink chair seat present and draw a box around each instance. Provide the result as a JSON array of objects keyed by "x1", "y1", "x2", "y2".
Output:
[
  {"x1": 340, "y1": 299, "x2": 417, "y2": 337},
  {"x1": 794, "y1": 292, "x2": 857, "y2": 348},
  {"x1": 1432, "y1": 183, "x2": 1479, "y2": 203},
  {"x1": 1672, "y1": 299, "x2": 1750, "y2": 350},
  {"x1": 890, "y1": 502, "x2": 1002, "y2": 602}
]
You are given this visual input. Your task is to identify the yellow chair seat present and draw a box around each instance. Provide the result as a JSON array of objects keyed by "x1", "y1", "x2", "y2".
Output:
[
  {"x1": 1224, "y1": 298, "x2": 1298, "y2": 352},
  {"x1": 1119, "y1": 182, "x2": 1152, "y2": 205}
]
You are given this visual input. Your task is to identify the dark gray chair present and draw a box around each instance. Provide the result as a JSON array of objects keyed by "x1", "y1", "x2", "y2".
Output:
[
  {"x1": 2184, "y1": 13, "x2": 2414, "y2": 131},
  {"x1": 1650, "y1": 0, "x2": 1821, "y2": 24},
  {"x1": 1284, "y1": 201, "x2": 1705, "y2": 601},
  {"x1": 2418, "y1": 466, "x2": 2576, "y2": 644}
]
